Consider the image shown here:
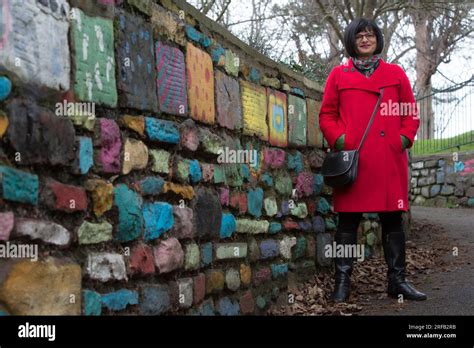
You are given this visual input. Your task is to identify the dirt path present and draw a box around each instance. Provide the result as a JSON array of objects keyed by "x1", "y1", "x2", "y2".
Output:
[{"x1": 359, "y1": 206, "x2": 474, "y2": 315}]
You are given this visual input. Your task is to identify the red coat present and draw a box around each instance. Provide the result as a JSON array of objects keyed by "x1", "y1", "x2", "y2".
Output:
[{"x1": 319, "y1": 59, "x2": 420, "y2": 212}]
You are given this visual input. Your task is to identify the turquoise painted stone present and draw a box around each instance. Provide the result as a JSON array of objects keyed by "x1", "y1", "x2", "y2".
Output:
[
  {"x1": 83, "y1": 290, "x2": 102, "y2": 316},
  {"x1": 0, "y1": 166, "x2": 39, "y2": 205},
  {"x1": 142, "y1": 202, "x2": 174, "y2": 241},
  {"x1": 220, "y1": 213, "x2": 236, "y2": 239},
  {"x1": 101, "y1": 289, "x2": 138, "y2": 311},
  {"x1": 114, "y1": 184, "x2": 143, "y2": 242}
]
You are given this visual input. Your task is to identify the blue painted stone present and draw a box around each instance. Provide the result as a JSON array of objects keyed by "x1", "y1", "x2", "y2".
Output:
[
  {"x1": 247, "y1": 187, "x2": 263, "y2": 218},
  {"x1": 241, "y1": 164, "x2": 251, "y2": 182},
  {"x1": 317, "y1": 197, "x2": 330, "y2": 214},
  {"x1": 185, "y1": 25, "x2": 203, "y2": 43},
  {"x1": 0, "y1": 76, "x2": 12, "y2": 101},
  {"x1": 291, "y1": 87, "x2": 305, "y2": 97},
  {"x1": 200, "y1": 34, "x2": 212, "y2": 48},
  {"x1": 200, "y1": 242, "x2": 213, "y2": 267},
  {"x1": 454, "y1": 161, "x2": 464, "y2": 173},
  {"x1": 287, "y1": 151, "x2": 303, "y2": 174},
  {"x1": 259, "y1": 239, "x2": 279, "y2": 259},
  {"x1": 142, "y1": 202, "x2": 174, "y2": 241},
  {"x1": 189, "y1": 159, "x2": 202, "y2": 183},
  {"x1": 189, "y1": 299, "x2": 215, "y2": 316},
  {"x1": 217, "y1": 297, "x2": 240, "y2": 316},
  {"x1": 101, "y1": 289, "x2": 139, "y2": 311},
  {"x1": 261, "y1": 173, "x2": 273, "y2": 187},
  {"x1": 139, "y1": 176, "x2": 164, "y2": 196},
  {"x1": 438, "y1": 159, "x2": 445, "y2": 168},
  {"x1": 430, "y1": 185, "x2": 441, "y2": 197},
  {"x1": 0, "y1": 166, "x2": 38, "y2": 205},
  {"x1": 312, "y1": 215, "x2": 325, "y2": 234},
  {"x1": 0, "y1": 310, "x2": 9, "y2": 316},
  {"x1": 298, "y1": 220, "x2": 312, "y2": 232},
  {"x1": 83, "y1": 290, "x2": 102, "y2": 316},
  {"x1": 211, "y1": 42, "x2": 225, "y2": 63},
  {"x1": 113, "y1": 184, "x2": 143, "y2": 242},
  {"x1": 313, "y1": 174, "x2": 324, "y2": 195},
  {"x1": 140, "y1": 286, "x2": 171, "y2": 315},
  {"x1": 145, "y1": 117, "x2": 180, "y2": 144},
  {"x1": 446, "y1": 165, "x2": 454, "y2": 174},
  {"x1": 436, "y1": 171, "x2": 445, "y2": 184},
  {"x1": 269, "y1": 222, "x2": 282, "y2": 234},
  {"x1": 249, "y1": 67, "x2": 260, "y2": 83},
  {"x1": 78, "y1": 136, "x2": 93, "y2": 174},
  {"x1": 220, "y1": 213, "x2": 236, "y2": 239},
  {"x1": 271, "y1": 263, "x2": 288, "y2": 279},
  {"x1": 280, "y1": 200, "x2": 290, "y2": 216}
]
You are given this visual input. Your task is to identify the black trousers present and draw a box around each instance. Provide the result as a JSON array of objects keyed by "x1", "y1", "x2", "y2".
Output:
[{"x1": 336, "y1": 211, "x2": 404, "y2": 238}]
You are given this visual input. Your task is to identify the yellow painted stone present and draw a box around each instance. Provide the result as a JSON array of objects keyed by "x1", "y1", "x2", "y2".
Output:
[
  {"x1": 0, "y1": 111, "x2": 8, "y2": 138},
  {"x1": 122, "y1": 138, "x2": 149, "y2": 175},
  {"x1": 85, "y1": 179, "x2": 114, "y2": 217},
  {"x1": 240, "y1": 80, "x2": 268, "y2": 140},
  {"x1": 0, "y1": 257, "x2": 81, "y2": 315},
  {"x1": 163, "y1": 181, "x2": 194, "y2": 200},
  {"x1": 121, "y1": 115, "x2": 145, "y2": 136},
  {"x1": 267, "y1": 88, "x2": 288, "y2": 147},
  {"x1": 240, "y1": 263, "x2": 252, "y2": 287}
]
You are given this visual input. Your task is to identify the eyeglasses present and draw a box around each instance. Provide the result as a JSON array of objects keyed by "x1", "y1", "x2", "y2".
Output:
[{"x1": 355, "y1": 33, "x2": 376, "y2": 41}]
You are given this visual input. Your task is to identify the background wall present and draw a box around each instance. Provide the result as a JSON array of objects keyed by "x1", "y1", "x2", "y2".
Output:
[{"x1": 0, "y1": 0, "x2": 386, "y2": 316}]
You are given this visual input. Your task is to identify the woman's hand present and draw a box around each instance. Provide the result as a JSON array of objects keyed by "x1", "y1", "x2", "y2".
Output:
[
  {"x1": 335, "y1": 134, "x2": 345, "y2": 151},
  {"x1": 401, "y1": 134, "x2": 410, "y2": 149}
]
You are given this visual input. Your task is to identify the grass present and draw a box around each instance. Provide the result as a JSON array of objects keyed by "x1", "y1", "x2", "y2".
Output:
[{"x1": 411, "y1": 130, "x2": 474, "y2": 157}]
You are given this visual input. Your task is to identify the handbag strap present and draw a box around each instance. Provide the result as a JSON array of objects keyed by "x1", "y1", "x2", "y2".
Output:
[{"x1": 356, "y1": 88, "x2": 384, "y2": 151}]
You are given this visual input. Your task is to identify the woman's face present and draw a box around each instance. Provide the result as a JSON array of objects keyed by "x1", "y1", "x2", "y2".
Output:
[{"x1": 355, "y1": 30, "x2": 377, "y2": 58}]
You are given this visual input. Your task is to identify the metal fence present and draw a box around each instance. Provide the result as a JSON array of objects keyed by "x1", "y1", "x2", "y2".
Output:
[{"x1": 411, "y1": 76, "x2": 474, "y2": 157}]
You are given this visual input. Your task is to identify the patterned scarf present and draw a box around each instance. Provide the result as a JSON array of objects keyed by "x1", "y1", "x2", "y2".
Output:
[{"x1": 352, "y1": 54, "x2": 381, "y2": 77}]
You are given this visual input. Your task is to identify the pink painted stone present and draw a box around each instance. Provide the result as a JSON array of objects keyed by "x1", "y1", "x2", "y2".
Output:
[
  {"x1": 252, "y1": 267, "x2": 271, "y2": 286},
  {"x1": 99, "y1": 119, "x2": 122, "y2": 173},
  {"x1": 263, "y1": 148, "x2": 286, "y2": 169},
  {"x1": 179, "y1": 120, "x2": 199, "y2": 151},
  {"x1": 201, "y1": 163, "x2": 214, "y2": 182},
  {"x1": 153, "y1": 237, "x2": 184, "y2": 273},
  {"x1": 193, "y1": 272, "x2": 206, "y2": 305},
  {"x1": 219, "y1": 186, "x2": 230, "y2": 206},
  {"x1": 283, "y1": 218, "x2": 300, "y2": 230},
  {"x1": 169, "y1": 206, "x2": 195, "y2": 239},
  {"x1": 130, "y1": 243, "x2": 155, "y2": 276},
  {"x1": 0, "y1": 212, "x2": 14, "y2": 241},
  {"x1": 296, "y1": 172, "x2": 314, "y2": 197}
]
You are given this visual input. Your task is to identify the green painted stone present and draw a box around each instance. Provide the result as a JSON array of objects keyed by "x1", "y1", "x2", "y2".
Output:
[
  {"x1": 256, "y1": 295, "x2": 266, "y2": 309},
  {"x1": 224, "y1": 49, "x2": 239, "y2": 77},
  {"x1": 325, "y1": 217, "x2": 336, "y2": 231},
  {"x1": 275, "y1": 171, "x2": 292, "y2": 197},
  {"x1": 293, "y1": 237, "x2": 307, "y2": 260},
  {"x1": 150, "y1": 149, "x2": 170, "y2": 174},
  {"x1": 290, "y1": 202, "x2": 308, "y2": 218},
  {"x1": 215, "y1": 243, "x2": 247, "y2": 260},
  {"x1": 236, "y1": 219, "x2": 269, "y2": 234},
  {"x1": 176, "y1": 158, "x2": 190, "y2": 183},
  {"x1": 362, "y1": 220, "x2": 372, "y2": 233},
  {"x1": 184, "y1": 243, "x2": 200, "y2": 271},
  {"x1": 366, "y1": 232, "x2": 376, "y2": 246},
  {"x1": 264, "y1": 197, "x2": 278, "y2": 217},
  {"x1": 78, "y1": 221, "x2": 113, "y2": 244},
  {"x1": 213, "y1": 165, "x2": 226, "y2": 184}
]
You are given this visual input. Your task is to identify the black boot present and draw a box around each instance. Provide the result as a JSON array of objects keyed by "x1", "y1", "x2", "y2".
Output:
[
  {"x1": 330, "y1": 232, "x2": 356, "y2": 303},
  {"x1": 383, "y1": 231, "x2": 427, "y2": 301}
]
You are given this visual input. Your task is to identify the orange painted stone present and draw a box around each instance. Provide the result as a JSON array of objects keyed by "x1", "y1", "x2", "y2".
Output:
[{"x1": 186, "y1": 42, "x2": 215, "y2": 124}]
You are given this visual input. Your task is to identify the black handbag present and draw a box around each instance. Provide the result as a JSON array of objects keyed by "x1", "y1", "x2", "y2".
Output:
[{"x1": 321, "y1": 88, "x2": 384, "y2": 188}]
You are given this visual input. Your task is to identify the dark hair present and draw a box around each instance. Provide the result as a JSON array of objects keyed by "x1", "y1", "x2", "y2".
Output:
[{"x1": 343, "y1": 18, "x2": 384, "y2": 58}]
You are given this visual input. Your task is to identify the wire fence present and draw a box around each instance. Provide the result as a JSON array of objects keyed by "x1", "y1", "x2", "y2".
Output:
[{"x1": 411, "y1": 76, "x2": 474, "y2": 157}]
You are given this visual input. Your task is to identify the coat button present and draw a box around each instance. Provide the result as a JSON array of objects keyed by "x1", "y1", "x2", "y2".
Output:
[
  {"x1": 343, "y1": 68, "x2": 348, "y2": 72},
  {"x1": 350, "y1": 67, "x2": 355, "y2": 72},
  {"x1": 380, "y1": 131, "x2": 385, "y2": 137}
]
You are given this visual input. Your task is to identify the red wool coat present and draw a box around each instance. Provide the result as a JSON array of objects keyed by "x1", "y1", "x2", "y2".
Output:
[{"x1": 319, "y1": 59, "x2": 420, "y2": 212}]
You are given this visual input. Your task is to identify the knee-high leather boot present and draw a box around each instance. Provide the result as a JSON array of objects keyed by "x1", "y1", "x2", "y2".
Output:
[
  {"x1": 383, "y1": 231, "x2": 427, "y2": 301},
  {"x1": 330, "y1": 231, "x2": 357, "y2": 303}
]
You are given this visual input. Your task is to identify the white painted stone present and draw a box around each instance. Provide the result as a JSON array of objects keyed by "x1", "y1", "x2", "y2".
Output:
[
  {"x1": 279, "y1": 236, "x2": 297, "y2": 260},
  {"x1": 87, "y1": 252, "x2": 127, "y2": 282},
  {"x1": 13, "y1": 218, "x2": 71, "y2": 246},
  {"x1": 177, "y1": 278, "x2": 193, "y2": 309},
  {"x1": 0, "y1": 0, "x2": 71, "y2": 90}
]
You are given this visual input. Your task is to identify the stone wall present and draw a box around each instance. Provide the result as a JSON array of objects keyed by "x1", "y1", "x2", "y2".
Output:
[
  {"x1": 0, "y1": 0, "x2": 384, "y2": 316},
  {"x1": 410, "y1": 151, "x2": 474, "y2": 208}
]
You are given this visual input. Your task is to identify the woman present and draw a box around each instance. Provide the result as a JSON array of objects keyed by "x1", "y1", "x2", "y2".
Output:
[{"x1": 319, "y1": 18, "x2": 426, "y2": 303}]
